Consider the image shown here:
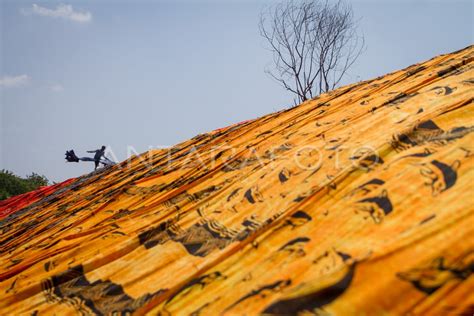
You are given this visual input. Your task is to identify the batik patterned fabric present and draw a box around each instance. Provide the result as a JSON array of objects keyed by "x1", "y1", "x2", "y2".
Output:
[
  {"x1": 0, "y1": 178, "x2": 76, "y2": 220},
  {"x1": 1, "y1": 46, "x2": 473, "y2": 315}
]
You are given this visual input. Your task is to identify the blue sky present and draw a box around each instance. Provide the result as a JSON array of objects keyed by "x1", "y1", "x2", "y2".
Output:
[{"x1": 1, "y1": 0, "x2": 472, "y2": 182}]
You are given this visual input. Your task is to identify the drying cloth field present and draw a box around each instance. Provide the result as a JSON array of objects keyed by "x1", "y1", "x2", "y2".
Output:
[{"x1": 1, "y1": 45, "x2": 473, "y2": 315}]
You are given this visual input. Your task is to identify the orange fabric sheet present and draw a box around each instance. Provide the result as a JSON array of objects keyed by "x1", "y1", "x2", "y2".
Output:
[
  {"x1": 0, "y1": 178, "x2": 75, "y2": 220},
  {"x1": 0, "y1": 46, "x2": 473, "y2": 315}
]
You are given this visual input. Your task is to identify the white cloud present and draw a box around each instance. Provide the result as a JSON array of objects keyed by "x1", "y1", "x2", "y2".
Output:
[
  {"x1": 21, "y1": 4, "x2": 92, "y2": 23},
  {"x1": 50, "y1": 83, "x2": 64, "y2": 92},
  {"x1": 0, "y1": 75, "x2": 30, "y2": 88}
]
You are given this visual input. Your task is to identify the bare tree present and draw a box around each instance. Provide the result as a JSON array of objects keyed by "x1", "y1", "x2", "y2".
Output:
[{"x1": 259, "y1": 0, "x2": 364, "y2": 104}]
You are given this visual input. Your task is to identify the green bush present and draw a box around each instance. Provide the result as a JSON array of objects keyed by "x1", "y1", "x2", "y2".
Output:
[{"x1": 0, "y1": 170, "x2": 49, "y2": 201}]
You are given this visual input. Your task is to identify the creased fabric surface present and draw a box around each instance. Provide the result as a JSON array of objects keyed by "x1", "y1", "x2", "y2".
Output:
[
  {"x1": 0, "y1": 178, "x2": 76, "y2": 220},
  {"x1": 1, "y1": 46, "x2": 473, "y2": 315}
]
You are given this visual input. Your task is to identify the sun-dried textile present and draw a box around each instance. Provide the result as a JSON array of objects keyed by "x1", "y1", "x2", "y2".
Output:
[
  {"x1": 1, "y1": 46, "x2": 473, "y2": 315},
  {"x1": 0, "y1": 178, "x2": 75, "y2": 220}
]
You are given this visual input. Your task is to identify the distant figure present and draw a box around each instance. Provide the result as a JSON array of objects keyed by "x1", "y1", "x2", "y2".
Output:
[
  {"x1": 65, "y1": 146, "x2": 115, "y2": 170},
  {"x1": 87, "y1": 146, "x2": 107, "y2": 170}
]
